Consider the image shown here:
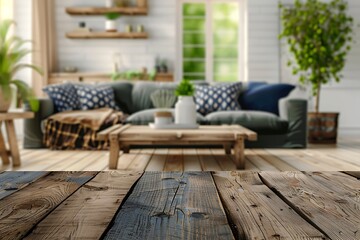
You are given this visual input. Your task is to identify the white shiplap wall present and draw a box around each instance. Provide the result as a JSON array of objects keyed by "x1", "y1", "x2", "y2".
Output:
[{"x1": 56, "y1": 0, "x2": 177, "y2": 73}]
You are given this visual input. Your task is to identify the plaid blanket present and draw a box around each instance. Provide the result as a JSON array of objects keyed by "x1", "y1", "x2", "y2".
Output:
[{"x1": 44, "y1": 108, "x2": 127, "y2": 150}]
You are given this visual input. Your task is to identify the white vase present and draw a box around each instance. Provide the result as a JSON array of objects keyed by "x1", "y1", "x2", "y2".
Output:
[
  {"x1": 105, "y1": 0, "x2": 114, "y2": 8},
  {"x1": 175, "y1": 96, "x2": 197, "y2": 125},
  {"x1": 106, "y1": 20, "x2": 117, "y2": 32}
]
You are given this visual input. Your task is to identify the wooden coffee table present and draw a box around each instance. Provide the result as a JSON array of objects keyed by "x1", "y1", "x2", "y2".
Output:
[{"x1": 98, "y1": 124, "x2": 257, "y2": 169}]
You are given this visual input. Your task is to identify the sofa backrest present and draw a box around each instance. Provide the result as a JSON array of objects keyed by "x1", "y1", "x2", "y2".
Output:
[
  {"x1": 103, "y1": 81, "x2": 208, "y2": 114},
  {"x1": 102, "y1": 80, "x2": 294, "y2": 115}
]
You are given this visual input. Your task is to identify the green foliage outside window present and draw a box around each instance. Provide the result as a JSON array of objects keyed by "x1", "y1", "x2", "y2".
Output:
[{"x1": 182, "y1": 2, "x2": 239, "y2": 82}]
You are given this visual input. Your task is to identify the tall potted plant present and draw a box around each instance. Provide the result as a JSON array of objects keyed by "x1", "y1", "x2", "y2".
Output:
[
  {"x1": 279, "y1": 0, "x2": 354, "y2": 144},
  {"x1": 175, "y1": 79, "x2": 196, "y2": 126},
  {"x1": 0, "y1": 20, "x2": 42, "y2": 112}
]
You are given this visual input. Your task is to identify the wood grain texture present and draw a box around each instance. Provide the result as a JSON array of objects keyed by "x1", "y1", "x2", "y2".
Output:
[
  {"x1": 0, "y1": 172, "x2": 48, "y2": 200},
  {"x1": 103, "y1": 172, "x2": 234, "y2": 240},
  {"x1": 0, "y1": 172, "x2": 97, "y2": 240},
  {"x1": 0, "y1": 126, "x2": 10, "y2": 165},
  {"x1": 25, "y1": 171, "x2": 142, "y2": 240},
  {"x1": 260, "y1": 172, "x2": 360, "y2": 240},
  {"x1": 213, "y1": 171, "x2": 325, "y2": 239}
]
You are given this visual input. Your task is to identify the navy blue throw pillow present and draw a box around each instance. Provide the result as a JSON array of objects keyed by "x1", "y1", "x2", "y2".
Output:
[
  {"x1": 240, "y1": 83, "x2": 295, "y2": 115},
  {"x1": 43, "y1": 83, "x2": 80, "y2": 112},
  {"x1": 74, "y1": 84, "x2": 118, "y2": 110},
  {"x1": 195, "y1": 83, "x2": 242, "y2": 116}
]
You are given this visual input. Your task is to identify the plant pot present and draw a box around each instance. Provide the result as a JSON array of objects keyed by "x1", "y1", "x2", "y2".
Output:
[
  {"x1": 0, "y1": 88, "x2": 12, "y2": 112},
  {"x1": 106, "y1": 20, "x2": 117, "y2": 32},
  {"x1": 105, "y1": 0, "x2": 114, "y2": 8},
  {"x1": 175, "y1": 96, "x2": 197, "y2": 125},
  {"x1": 308, "y1": 112, "x2": 339, "y2": 144}
]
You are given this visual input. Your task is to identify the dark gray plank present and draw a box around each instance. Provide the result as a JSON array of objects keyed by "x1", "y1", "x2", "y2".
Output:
[
  {"x1": 0, "y1": 172, "x2": 49, "y2": 200},
  {"x1": 103, "y1": 172, "x2": 234, "y2": 240},
  {"x1": 0, "y1": 172, "x2": 98, "y2": 240}
]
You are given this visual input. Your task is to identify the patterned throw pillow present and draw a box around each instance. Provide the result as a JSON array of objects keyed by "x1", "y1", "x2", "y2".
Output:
[
  {"x1": 43, "y1": 83, "x2": 80, "y2": 112},
  {"x1": 74, "y1": 84, "x2": 118, "y2": 110},
  {"x1": 195, "y1": 83, "x2": 242, "y2": 116}
]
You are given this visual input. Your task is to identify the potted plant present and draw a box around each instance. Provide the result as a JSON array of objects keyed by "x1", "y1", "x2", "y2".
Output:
[
  {"x1": 174, "y1": 79, "x2": 197, "y2": 125},
  {"x1": 0, "y1": 20, "x2": 42, "y2": 112},
  {"x1": 279, "y1": 0, "x2": 354, "y2": 144},
  {"x1": 105, "y1": 13, "x2": 121, "y2": 32}
]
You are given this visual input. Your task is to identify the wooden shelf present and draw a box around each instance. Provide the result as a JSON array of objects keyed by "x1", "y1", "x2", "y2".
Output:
[
  {"x1": 66, "y1": 32, "x2": 148, "y2": 39},
  {"x1": 49, "y1": 72, "x2": 174, "y2": 84},
  {"x1": 66, "y1": 7, "x2": 148, "y2": 16}
]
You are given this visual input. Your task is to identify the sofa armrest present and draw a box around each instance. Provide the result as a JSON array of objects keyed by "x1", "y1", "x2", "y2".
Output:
[
  {"x1": 280, "y1": 99, "x2": 308, "y2": 148},
  {"x1": 23, "y1": 98, "x2": 55, "y2": 149}
]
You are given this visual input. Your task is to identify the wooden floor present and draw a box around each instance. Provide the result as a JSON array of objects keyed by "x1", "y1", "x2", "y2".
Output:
[
  {"x1": 1, "y1": 136, "x2": 360, "y2": 171},
  {"x1": 1, "y1": 171, "x2": 360, "y2": 239}
]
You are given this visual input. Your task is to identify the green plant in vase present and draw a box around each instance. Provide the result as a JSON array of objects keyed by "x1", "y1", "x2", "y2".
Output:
[
  {"x1": 175, "y1": 79, "x2": 195, "y2": 97},
  {"x1": 105, "y1": 12, "x2": 121, "y2": 32},
  {"x1": 175, "y1": 79, "x2": 197, "y2": 126},
  {"x1": 0, "y1": 20, "x2": 42, "y2": 112},
  {"x1": 279, "y1": 0, "x2": 354, "y2": 144}
]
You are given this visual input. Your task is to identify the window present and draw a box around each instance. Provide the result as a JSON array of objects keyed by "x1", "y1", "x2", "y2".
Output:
[
  {"x1": 178, "y1": 0, "x2": 245, "y2": 82},
  {"x1": 0, "y1": 0, "x2": 13, "y2": 21}
]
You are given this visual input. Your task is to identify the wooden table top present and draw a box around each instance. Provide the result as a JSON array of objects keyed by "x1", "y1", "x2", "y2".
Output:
[
  {"x1": 0, "y1": 171, "x2": 359, "y2": 239},
  {"x1": 98, "y1": 124, "x2": 258, "y2": 142}
]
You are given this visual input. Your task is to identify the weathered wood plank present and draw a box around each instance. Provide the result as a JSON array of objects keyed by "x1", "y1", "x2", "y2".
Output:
[
  {"x1": 163, "y1": 149, "x2": 184, "y2": 172},
  {"x1": 213, "y1": 171, "x2": 326, "y2": 239},
  {"x1": 103, "y1": 172, "x2": 234, "y2": 240},
  {"x1": 260, "y1": 172, "x2": 360, "y2": 240},
  {"x1": 0, "y1": 172, "x2": 97, "y2": 240},
  {"x1": 0, "y1": 172, "x2": 49, "y2": 200},
  {"x1": 304, "y1": 172, "x2": 360, "y2": 206},
  {"x1": 25, "y1": 171, "x2": 142, "y2": 240}
]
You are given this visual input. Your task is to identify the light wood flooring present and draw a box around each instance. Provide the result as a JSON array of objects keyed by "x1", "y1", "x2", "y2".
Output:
[{"x1": 1, "y1": 136, "x2": 360, "y2": 172}]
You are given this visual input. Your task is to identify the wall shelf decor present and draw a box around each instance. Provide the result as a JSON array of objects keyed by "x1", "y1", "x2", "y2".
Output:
[
  {"x1": 66, "y1": 32, "x2": 148, "y2": 39},
  {"x1": 66, "y1": 7, "x2": 148, "y2": 16}
]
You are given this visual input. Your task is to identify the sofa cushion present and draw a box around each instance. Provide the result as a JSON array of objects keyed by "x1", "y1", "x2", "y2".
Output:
[
  {"x1": 101, "y1": 82, "x2": 134, "y2": 114},
  {"x1": 195, "y1": 83, "x2": 242, "y2": 116},
  {"x1": 43, "y1": 83, "x2": 80, "y2": 112},
  {"x1": 206, "y1": 111, "x2": 289, "y2": 135},
  {"x1": 74, "y1": 84, "x2": 118, "y2": 110},
  {"x1": 126, "y1": 109, "x2": 207, "y2": 125},
  {"x1": 239, "y1": 83, "x2": 295, "y2": 115}
]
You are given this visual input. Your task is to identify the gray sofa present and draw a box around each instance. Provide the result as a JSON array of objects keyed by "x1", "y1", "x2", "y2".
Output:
[{"x1": 24, "y1": 81, "x2": 307, "y2": 149}]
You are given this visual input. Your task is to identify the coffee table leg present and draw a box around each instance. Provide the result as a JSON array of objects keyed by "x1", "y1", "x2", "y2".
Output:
[
  {"x1": 5, "y1": 120, "x2": 21, "y2": 167},
  {"x1": 0, "y1": 121, "x2": 10, "y2": 165},
  {"x1": 109, "y1": 136, "x2": 120, "y2": 170},
  {"x1": 234, "y1": 138, "x2": 245, "y2": 169},
  {"x1": 224, "y1": 144, "x2": 232, "y2": 155}
]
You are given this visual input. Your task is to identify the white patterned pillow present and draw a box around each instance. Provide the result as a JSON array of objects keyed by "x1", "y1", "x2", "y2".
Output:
[
  {"x1": 195, "y1": 83, "x2": 242, "y2": 115},
  {"x1": 74, "y1": 84, "x2": 119, "y2": 110},
  {"x1": 43, "y1": 83, "x2": 80, "y2": 112}
]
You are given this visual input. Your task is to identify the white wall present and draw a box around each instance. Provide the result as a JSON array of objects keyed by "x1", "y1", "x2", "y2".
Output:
[{"x1": 56, "y1": 0, "x2": 177, "y2": 73}]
